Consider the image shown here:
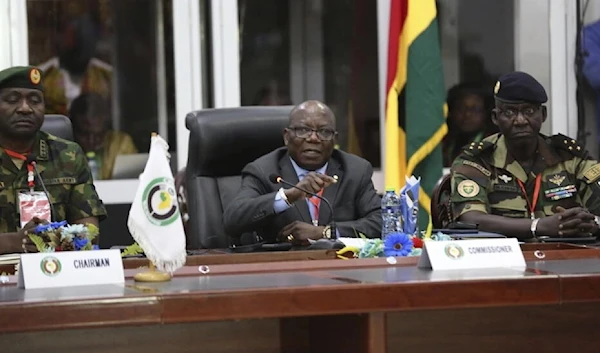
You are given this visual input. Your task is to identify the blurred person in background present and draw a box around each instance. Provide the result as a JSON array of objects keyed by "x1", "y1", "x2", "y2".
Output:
[
  {"x1": 38, "y1": 12, "x2": 112, "y2": 115},
  {"x1": 69, "y1": 93, "x2": 137, "y2": 180},
  {"x1": 443, "y1": 82, "x2": 497, "y2": 166}
]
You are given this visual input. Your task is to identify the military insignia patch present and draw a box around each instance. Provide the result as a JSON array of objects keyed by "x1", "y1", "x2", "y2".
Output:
[
  {"x1": 457, "y1": 180, "x2": 480, "y2": 198},
  {"x1": 493, "y1": 184, "x2": 519, "y2": 192},
  {"x1": 44, "y1": 177, "x2": 77, "y2": 185},
  {"x1": 462, "y1": 160, "x2": 491, "y2": 176},
  {"x1": 29, "y1": 68, "x2": 41, "y2": 85},
  {"x1": 499, "y1": 174, "x2": 512, "y2": 183},
  {"x1": 583, "y1": 164, "x2": 600, "y2": 183},
  {"x1": 548, "y1": 174, "x2": 565, "y2": 186},
  {"x1": 544, "y1": 185, "x2": 577, "y2": 200}
]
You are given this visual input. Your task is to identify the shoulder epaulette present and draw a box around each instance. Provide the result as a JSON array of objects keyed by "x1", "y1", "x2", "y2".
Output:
[
  {"x1": 463, "y1": 140, "x2": 494, "y2": 156},
  {"x1": 549, "y1": 134, "x2": 586, "y2": 158}
]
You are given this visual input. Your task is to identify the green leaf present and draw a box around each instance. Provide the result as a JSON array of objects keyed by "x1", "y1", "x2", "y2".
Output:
[
  {"x1": 28, "y1": 233, "x2": 48, "y2": 253},
  {"x1": 86, "y1": 223, "x2": 99, "y2": 237},
  {"x1": 352, "y1": 226, "x2": 368, "y2": 239},
  {"x1": 121, "y1": 242, "x2": 144, "y2": 257}
]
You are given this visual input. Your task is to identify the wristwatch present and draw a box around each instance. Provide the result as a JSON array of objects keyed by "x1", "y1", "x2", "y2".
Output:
[{"x1": 322, "y1": 225, "x2": 332, "y2": 239}]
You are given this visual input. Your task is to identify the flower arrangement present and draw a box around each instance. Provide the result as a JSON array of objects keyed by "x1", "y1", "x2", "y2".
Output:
[
  {"x1": 337, "y1": 231, "x2": 452, "y2": 259},
  {"x1": 28, "y1": 220, "x2": 100, "y2": 252}
]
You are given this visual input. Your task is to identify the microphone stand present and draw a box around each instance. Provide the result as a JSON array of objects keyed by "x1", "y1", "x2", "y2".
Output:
[
  {"x1": 31, "y1": 161, "x2": 56, "y2": 222},
  {"x1": 274, "y1": 177, "x2": 337, "y2": 240}
]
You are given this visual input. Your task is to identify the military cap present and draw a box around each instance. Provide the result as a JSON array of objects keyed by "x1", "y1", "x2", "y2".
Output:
[
  {"x1": 493, "y1": 71, "x2": 547, "y2": 104},
  {"x1": 0, "y1": 66, "x2": 44, "y2": 92}
]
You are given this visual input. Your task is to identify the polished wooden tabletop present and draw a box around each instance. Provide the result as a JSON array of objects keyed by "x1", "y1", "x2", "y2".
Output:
[{"x1": 1, "y1": 242, "x2": 600, "y2": 334}]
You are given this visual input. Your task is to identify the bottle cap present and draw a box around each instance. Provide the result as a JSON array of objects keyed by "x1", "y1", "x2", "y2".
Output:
[
  {"x1": 385, "y1": 188, "x2": 395, "y2": 192},
  {"x1": 86, "y1": 151, "x2": 96, "y2": 158}
]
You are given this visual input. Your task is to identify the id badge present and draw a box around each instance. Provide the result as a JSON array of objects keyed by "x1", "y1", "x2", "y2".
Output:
[{"x1": 18, "y1": 191, "x2": 51, "y2": 228}]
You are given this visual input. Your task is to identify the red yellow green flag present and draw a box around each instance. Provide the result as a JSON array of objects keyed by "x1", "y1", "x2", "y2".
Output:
[{"x1": 384, "y1": 0, "x2": 448, "y2": 234}]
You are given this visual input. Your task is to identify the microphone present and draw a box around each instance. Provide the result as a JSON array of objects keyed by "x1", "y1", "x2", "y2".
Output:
[
  {"x1": 269, "y1": 173, "x2": 336, "y2": 239},
  {"x1": 27, "y1": 155, "x2": 56, "y2": 222}
]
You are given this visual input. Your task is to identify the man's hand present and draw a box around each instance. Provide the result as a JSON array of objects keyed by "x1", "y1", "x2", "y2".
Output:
[
  {"x1": 279, "y1": 220, "x2": 324, "y2": 244},
  {"x1": 13, "y1": 217, "x2": 48, "y2": 252},
  {"x1": 285, "y1": 172, "x2": 336, "y2": 204},
  {"x1": 538, "y1": 207, "x2": 598, "y2": 237}
]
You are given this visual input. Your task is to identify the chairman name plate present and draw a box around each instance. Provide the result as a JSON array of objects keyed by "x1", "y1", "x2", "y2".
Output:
[{"x1": 17, "y1": 249, "x2": 125, "y2": 289}]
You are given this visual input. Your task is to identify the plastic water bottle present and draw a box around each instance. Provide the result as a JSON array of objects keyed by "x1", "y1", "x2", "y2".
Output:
[
  {"x1": 381, "y1": 189, "x2": 402, "y2": 239},
  {"x1": 86, "y1": 151, "x2": 101, "y2": 180}
]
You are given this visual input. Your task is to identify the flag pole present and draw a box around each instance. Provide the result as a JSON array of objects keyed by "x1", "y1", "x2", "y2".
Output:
[{"x1": 133, "y1": 132, "x2": 172, "y2": 282}]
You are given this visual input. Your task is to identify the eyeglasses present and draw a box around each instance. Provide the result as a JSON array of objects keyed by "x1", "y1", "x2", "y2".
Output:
[
  {"x1": 288, "y1": 126, "x2": 336, "y2": 141},
  {"x1": 498, "y1": 106, "x2": 540, "y2": 119}
]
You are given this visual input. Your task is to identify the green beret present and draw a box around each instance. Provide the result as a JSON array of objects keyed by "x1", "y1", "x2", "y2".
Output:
[
  {"x1": 494, "y1": 71, "x2": 547, "y2": 104},
  {"x1": 0, "y1": 66, "x2": 44, "y2": 92}
]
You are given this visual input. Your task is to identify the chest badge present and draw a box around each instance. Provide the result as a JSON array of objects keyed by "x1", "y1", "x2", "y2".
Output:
[
  {"x1": 499, "y1": 174, "x2": 512, "y2": 183},
  {"x1": 549, "y1": 174, "x2": 565, "y2": 186}
]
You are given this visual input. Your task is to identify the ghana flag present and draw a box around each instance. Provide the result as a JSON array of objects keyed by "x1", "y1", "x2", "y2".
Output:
[{"x1": 384, "y1": 0, "x2": 447, "y2": 234}]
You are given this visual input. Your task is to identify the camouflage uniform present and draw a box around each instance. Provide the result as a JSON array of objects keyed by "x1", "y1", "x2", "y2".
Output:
[
  {"x1": 451, "y1": 133, "x2": 600, "y2": 220},
  {"x1": 0, "y1": 131, "x2": 107, "y2": 232}
]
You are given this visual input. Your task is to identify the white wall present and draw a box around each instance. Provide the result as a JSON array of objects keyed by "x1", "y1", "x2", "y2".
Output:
[{"x1": 0, "y1": 0, "x2": 28, "y2": 70}]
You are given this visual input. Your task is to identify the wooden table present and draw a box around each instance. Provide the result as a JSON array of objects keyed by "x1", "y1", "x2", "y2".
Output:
[{"x1": 1, "y1": 244, "x2": 600, "y2": 353}]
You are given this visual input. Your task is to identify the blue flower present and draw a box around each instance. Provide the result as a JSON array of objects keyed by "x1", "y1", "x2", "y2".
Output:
[
  {"x1": 92, "y1": 245, "x2": 100, "y2": 250},
  {"x1": 50, "y1": 220, "x2": 68, "y2": 229},
  {"x1": 34, "y1": 224, "x2": 53, "y2": 234},
  {"x1": 73, "y1": 237, "x2": 89, "y2": 250},
  {"x1": 33, "y1": 220, "x2": 68, "y2": 234},
  {"x1": 383, "y1": 232, "x2": 413, "y2": 257}
]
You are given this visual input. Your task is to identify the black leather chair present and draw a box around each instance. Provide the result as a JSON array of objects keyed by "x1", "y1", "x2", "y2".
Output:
[
  {"x1": 431, "y1": 173, "x2": 452, "y2": 229},
  {"x1": 185, "y1": 106, "x2": 293, "y2": 249},
  {"x1": 42, "y1": 114, "x2": 74, "y2": 141}
]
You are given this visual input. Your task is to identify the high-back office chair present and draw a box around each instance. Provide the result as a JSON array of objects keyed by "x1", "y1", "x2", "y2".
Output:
[
  {"x1": 185, "y1": 106, "x2": 293, "y2": 249},
  {"x1": 42, "y1": 114, "x2": 74, "y2": 141},
  {"x1": 430, "y1": 173, "x2": 453, "y2": 229}
]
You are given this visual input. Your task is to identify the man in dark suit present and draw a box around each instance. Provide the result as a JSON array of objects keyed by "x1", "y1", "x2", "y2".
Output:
[{"x1": 223, "y1": 100, "x2": 381, "y2": 244}]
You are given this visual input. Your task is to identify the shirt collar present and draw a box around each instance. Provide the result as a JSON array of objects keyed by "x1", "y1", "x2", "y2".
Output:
[{"x1": 289, "y1": 157, "x2": 328, "y2": 179}]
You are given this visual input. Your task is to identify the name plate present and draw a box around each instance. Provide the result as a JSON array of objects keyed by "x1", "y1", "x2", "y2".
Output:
[
  {"x1": 417, "y1": 238, "x2": 525, "y2": 270},
  {"x1": 17, "y1": 249, "x2": 125, "y2": 289}
]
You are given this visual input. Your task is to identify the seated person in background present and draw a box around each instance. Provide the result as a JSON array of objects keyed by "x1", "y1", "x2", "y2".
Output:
[
  {"x1": 69, "y1": 93, "x2": 138, "y2": 180},
  {"x1": 0, "y1": 66, "x2": 107, "y2": 254},
  {"x1": 443, "y1": 82, "x2": 496, "y2": 167},
  {"x1": 450, "y1": 71, "x2": 600, "y2": 240},
  {"x1": 38, "y1": 13, "x2": 112, "y2": 115},
  {"x1": 223, "y1": 100, "x2": 381, "y2": 244}
]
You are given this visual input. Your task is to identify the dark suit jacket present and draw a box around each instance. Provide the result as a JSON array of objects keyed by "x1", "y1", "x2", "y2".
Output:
[{"x1": 223, "y1": 147, "x2": 382, "y2": 241}]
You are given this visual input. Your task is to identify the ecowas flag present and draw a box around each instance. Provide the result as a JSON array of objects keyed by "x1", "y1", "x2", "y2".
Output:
[{"x1": 127, "y1": 134, "x2": 186, "y2": 273}]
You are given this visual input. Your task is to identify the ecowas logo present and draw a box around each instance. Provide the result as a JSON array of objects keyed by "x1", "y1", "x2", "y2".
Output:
[
  {"x1": 142, "y1": 177, "x2": 179, "y2": 226},
  {"x1": 444, "y1": 243, "x2": 464, "y2": 260},
  {"x1": 40, "y1": 256, "x2": 62, "y2": 276}
]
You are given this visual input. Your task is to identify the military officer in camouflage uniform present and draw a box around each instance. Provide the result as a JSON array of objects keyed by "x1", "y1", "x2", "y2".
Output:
[
  {"x1": 450, "y1": 71, "x2": 600, "y2": 240},
  {"x1": 0, "y1": 66, "x2": 107, "y2": 254}
]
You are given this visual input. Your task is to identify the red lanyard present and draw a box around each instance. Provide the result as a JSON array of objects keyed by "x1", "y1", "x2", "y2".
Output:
[
  {"x1": 4, "y1": 149, "x2": 35, "y2": 190},
  {"x1": 516, "y1": 174, "x2": 542, "y2": 220}
]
